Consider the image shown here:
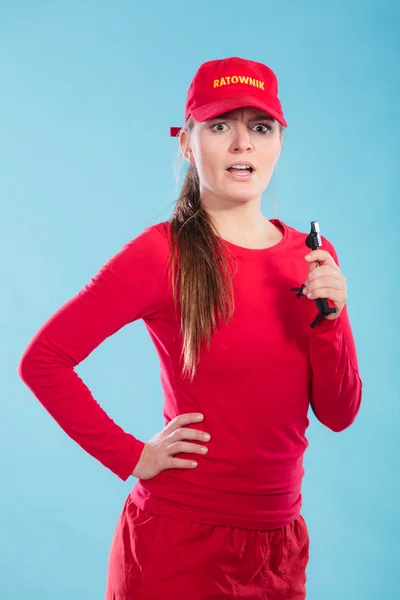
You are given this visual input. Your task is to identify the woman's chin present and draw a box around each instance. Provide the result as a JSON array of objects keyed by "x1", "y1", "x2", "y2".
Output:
[
  {"x1": 201, "y1": 182, "x2": 264, "y2": 204},
  {"x1": 222, "y1": 184, "x2": 264, "y2": 202}
]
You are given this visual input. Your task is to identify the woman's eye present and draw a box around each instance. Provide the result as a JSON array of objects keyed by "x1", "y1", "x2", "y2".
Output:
[
  {"x1": 210, "y1": 123, "x2": 228, "y2": 132},
  {"x1": 252, "y1": 123, "x2": 272, "y2": 133},
  {"x1": 210, "y1": 122, "x2": 272, "y2": 133}
]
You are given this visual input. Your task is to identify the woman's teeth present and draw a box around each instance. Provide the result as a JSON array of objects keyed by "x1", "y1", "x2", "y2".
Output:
[
  {"x1": 226, "y1": 166, "x2": 255, "y2": 180},
  {"x1": 228, "y1": 167, "x2": 252, "y2": 173}
]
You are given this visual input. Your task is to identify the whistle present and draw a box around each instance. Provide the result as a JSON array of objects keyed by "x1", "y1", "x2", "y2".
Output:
[{"x1": 291, "y1": 221, "x2": 337, "y2": 328}]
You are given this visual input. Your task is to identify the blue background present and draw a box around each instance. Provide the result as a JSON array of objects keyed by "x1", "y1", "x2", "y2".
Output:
[{"x1": 1, "y1": 1, "x2": 398, "y2": 598}]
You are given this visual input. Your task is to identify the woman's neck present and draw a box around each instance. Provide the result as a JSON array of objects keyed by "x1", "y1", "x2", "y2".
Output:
[{"x1": 214, "y1": 217, "x2": 282, "y2": 250}]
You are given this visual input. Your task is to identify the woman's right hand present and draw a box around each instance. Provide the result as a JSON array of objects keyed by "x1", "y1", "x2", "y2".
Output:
[{"x1": 131, "y1": 413, "x2": 211, "y2": 480}]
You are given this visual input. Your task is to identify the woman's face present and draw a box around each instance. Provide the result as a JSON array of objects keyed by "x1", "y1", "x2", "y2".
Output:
[{"x1": 180, "y1": 106, "x2": 283, "y2": 204}]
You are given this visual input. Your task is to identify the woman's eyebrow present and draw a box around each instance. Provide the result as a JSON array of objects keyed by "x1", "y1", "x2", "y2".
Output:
[
  {"x1": 252, "y1": 114, "x2": 275, "y2": 121},
  {"x1": 211, "y1": 113, "x2": 275, "y2": 121}
]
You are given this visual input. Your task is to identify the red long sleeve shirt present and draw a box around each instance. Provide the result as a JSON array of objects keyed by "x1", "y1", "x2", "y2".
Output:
[{"x1": 17, "y1": 219, "x2": 362, "y2": 530}]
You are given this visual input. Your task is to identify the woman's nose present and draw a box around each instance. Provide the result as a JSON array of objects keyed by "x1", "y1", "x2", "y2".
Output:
[{"x1": 229, "y1": 124, "x2": 253, "y2": 151}]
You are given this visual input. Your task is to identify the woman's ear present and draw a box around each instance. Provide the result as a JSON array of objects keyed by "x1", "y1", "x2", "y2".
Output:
[{"x1": 179, "y1": 130, "x2": 194, "y2": 164}]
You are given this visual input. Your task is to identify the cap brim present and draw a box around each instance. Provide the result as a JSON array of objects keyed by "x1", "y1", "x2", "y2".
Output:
[{"x1": 191, "y1": 95, "x2": 288, "y2": 128}]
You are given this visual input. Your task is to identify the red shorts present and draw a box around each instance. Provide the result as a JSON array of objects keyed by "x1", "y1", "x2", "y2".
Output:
[{"x1": 105, "y1": 494, "x2": 309, "y2": 599}]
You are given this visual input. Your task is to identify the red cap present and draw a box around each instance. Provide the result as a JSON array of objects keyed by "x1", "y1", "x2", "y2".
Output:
[{"x1": 170, "y1": 56, "x2": 287, "y2": 137}]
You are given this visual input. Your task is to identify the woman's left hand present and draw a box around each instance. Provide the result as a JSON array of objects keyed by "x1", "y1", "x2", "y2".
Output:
[{"x1": 303, "y1": 250, "x2": 347, "y2": 320}]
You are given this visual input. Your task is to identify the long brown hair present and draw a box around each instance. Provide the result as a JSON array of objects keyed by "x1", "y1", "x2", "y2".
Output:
[{"x1": 165, "y1": 115, "x2": 283, "y2": 382}]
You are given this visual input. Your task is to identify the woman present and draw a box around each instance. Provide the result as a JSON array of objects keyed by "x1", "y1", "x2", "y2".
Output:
[{"x1": 18, "y1": 56, "x2": 362, "y2": 599}]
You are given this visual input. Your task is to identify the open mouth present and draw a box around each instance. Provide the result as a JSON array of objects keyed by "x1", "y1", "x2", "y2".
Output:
[
  {"x1": 227, "y1": 166, "x2": 254, "y2": 174},
  {"x1": 226, "y1": 165, "x2": 255, "y2": 180}
]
